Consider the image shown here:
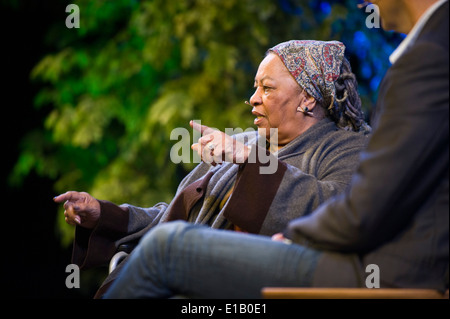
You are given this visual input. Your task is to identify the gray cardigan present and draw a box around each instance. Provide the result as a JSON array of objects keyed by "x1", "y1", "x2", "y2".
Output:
[{"x1": 72, "y1": 118, "x2": 368, "y2": 273}]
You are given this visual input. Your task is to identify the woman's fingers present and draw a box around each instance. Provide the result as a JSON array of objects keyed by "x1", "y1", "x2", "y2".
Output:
[
  {"x1": 190, "y1": 120, "x2": 215, "y2": 136},
  {"x1": 54, "y1": 191, "x2": 100, "y2": 228},
  {"x1": 54, "y1": 190, "x2": 83, "y2": 204},
  {"x1": 64, "y1": 204, "x2": 81, "y2": 225},
  {"x1": 190, "y1": 120, "x2": 248, "y2": 165}
]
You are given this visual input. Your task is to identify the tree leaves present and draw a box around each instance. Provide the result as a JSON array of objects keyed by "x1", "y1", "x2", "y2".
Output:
[{"x1": 12, "y1": 0, "x2": 402, "y2": 246}]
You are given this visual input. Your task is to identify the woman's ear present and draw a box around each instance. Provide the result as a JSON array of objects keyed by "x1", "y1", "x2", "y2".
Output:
[
  {"x1": 302, "y1": 93, "x2": 317, "y2": 111},
  {"x1": 297, "y1": 91, "x2": 317, "y2": 115}
]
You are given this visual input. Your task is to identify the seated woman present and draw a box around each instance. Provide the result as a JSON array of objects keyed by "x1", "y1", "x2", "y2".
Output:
[{"x1": 54, "y1": 40, "x2": 370, "y2": 297}]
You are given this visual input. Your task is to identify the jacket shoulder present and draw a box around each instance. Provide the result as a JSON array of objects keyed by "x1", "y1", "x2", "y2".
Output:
[{"x1": 417, "y1": 2, "x2": 449, "y2": 51}]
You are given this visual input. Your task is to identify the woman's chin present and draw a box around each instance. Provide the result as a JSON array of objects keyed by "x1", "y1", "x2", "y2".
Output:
[{"x1": 257, "y1": 126, "x2": 272, "y2": 138}]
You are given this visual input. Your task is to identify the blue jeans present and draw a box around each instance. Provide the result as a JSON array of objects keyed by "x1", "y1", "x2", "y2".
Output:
[{"x1": 103, "y1": 221, "x2": 322, "y2": 298}]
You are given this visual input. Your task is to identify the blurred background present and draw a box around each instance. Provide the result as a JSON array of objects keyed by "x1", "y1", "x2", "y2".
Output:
[{"x1": 2, "y1": 0, "x2": 403, "y2": 298}]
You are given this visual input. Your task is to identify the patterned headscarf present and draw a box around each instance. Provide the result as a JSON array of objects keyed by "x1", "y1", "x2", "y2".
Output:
[{"x1": 268, "y1": 40, "x2": 345, "y2": 110}]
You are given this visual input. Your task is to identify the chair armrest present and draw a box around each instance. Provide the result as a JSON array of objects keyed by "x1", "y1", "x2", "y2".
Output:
[
  {"x1": 108, "y1": 243, "x2": 138, "y2": 274},
  {"x1": 261, "y1": 287, "x2": 449, "y2": 299},
  {"x1": 109, "y1": 251, "x2": 129, "y2": 274}
]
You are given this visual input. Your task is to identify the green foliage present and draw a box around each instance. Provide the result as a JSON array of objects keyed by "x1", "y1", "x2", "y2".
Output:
[{"x1": 11, "y1": 0, "x2": 401, "y2": 247}]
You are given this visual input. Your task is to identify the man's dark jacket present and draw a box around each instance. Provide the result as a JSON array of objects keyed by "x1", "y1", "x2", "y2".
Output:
[{"x1": 286, "y1": 2, "x2": 449, "y2": 291}]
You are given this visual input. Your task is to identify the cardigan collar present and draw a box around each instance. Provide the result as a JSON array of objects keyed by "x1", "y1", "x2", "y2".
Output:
[{"x1": 273, "y1": 117, "x2": 337, "y2": 159}]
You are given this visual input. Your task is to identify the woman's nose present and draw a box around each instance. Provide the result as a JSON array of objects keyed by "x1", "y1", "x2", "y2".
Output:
[{"x1": 249, "y1": 88, "x2": 262, "y2": 106}]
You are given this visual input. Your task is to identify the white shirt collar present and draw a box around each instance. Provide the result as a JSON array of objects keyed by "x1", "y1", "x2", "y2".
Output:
[{"x1": 389, "y1": 0, "x2": 448, "y2": 64}]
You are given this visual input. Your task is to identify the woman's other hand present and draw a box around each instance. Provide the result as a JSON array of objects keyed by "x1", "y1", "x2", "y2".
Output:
[{"x1": 53, "y1": 191, "x2": 101, "y2": 229}]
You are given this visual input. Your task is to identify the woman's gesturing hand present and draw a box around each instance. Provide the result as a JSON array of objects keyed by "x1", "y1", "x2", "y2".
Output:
[
  {"x1": 53, "y1": 191, "x2": 101, "y2": 229},
  {"x1": 190, "y1": 120, "x2": 251, "y2": 166}
]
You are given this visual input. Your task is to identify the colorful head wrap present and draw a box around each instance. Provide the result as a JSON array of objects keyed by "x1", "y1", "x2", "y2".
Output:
[{"x1": 268, "y1": 40, "x2": 345, "y2": 110}]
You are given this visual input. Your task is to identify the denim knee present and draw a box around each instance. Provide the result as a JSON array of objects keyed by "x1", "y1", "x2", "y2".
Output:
[{"x1": 138, "y1": 221, "x2": 191, "y2": 257}]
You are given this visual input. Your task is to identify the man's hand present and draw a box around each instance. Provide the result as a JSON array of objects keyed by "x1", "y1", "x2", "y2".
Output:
[
  {"x1": 271, "y1": 233, "x2": 292, "y2": 244},
  {"x1": 53, "y1": 191, "x2": 101, "y2": 229}
]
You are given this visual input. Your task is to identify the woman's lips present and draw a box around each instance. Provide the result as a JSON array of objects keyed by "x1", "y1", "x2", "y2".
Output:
[{"x1": 252, "y1": 110, "x2": 266, "y2": 125}]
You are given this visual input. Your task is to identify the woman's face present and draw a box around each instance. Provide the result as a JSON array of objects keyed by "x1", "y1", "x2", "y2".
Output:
[{"x1": 249, "y1": 53, "x2": 312, "y2": 145}]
